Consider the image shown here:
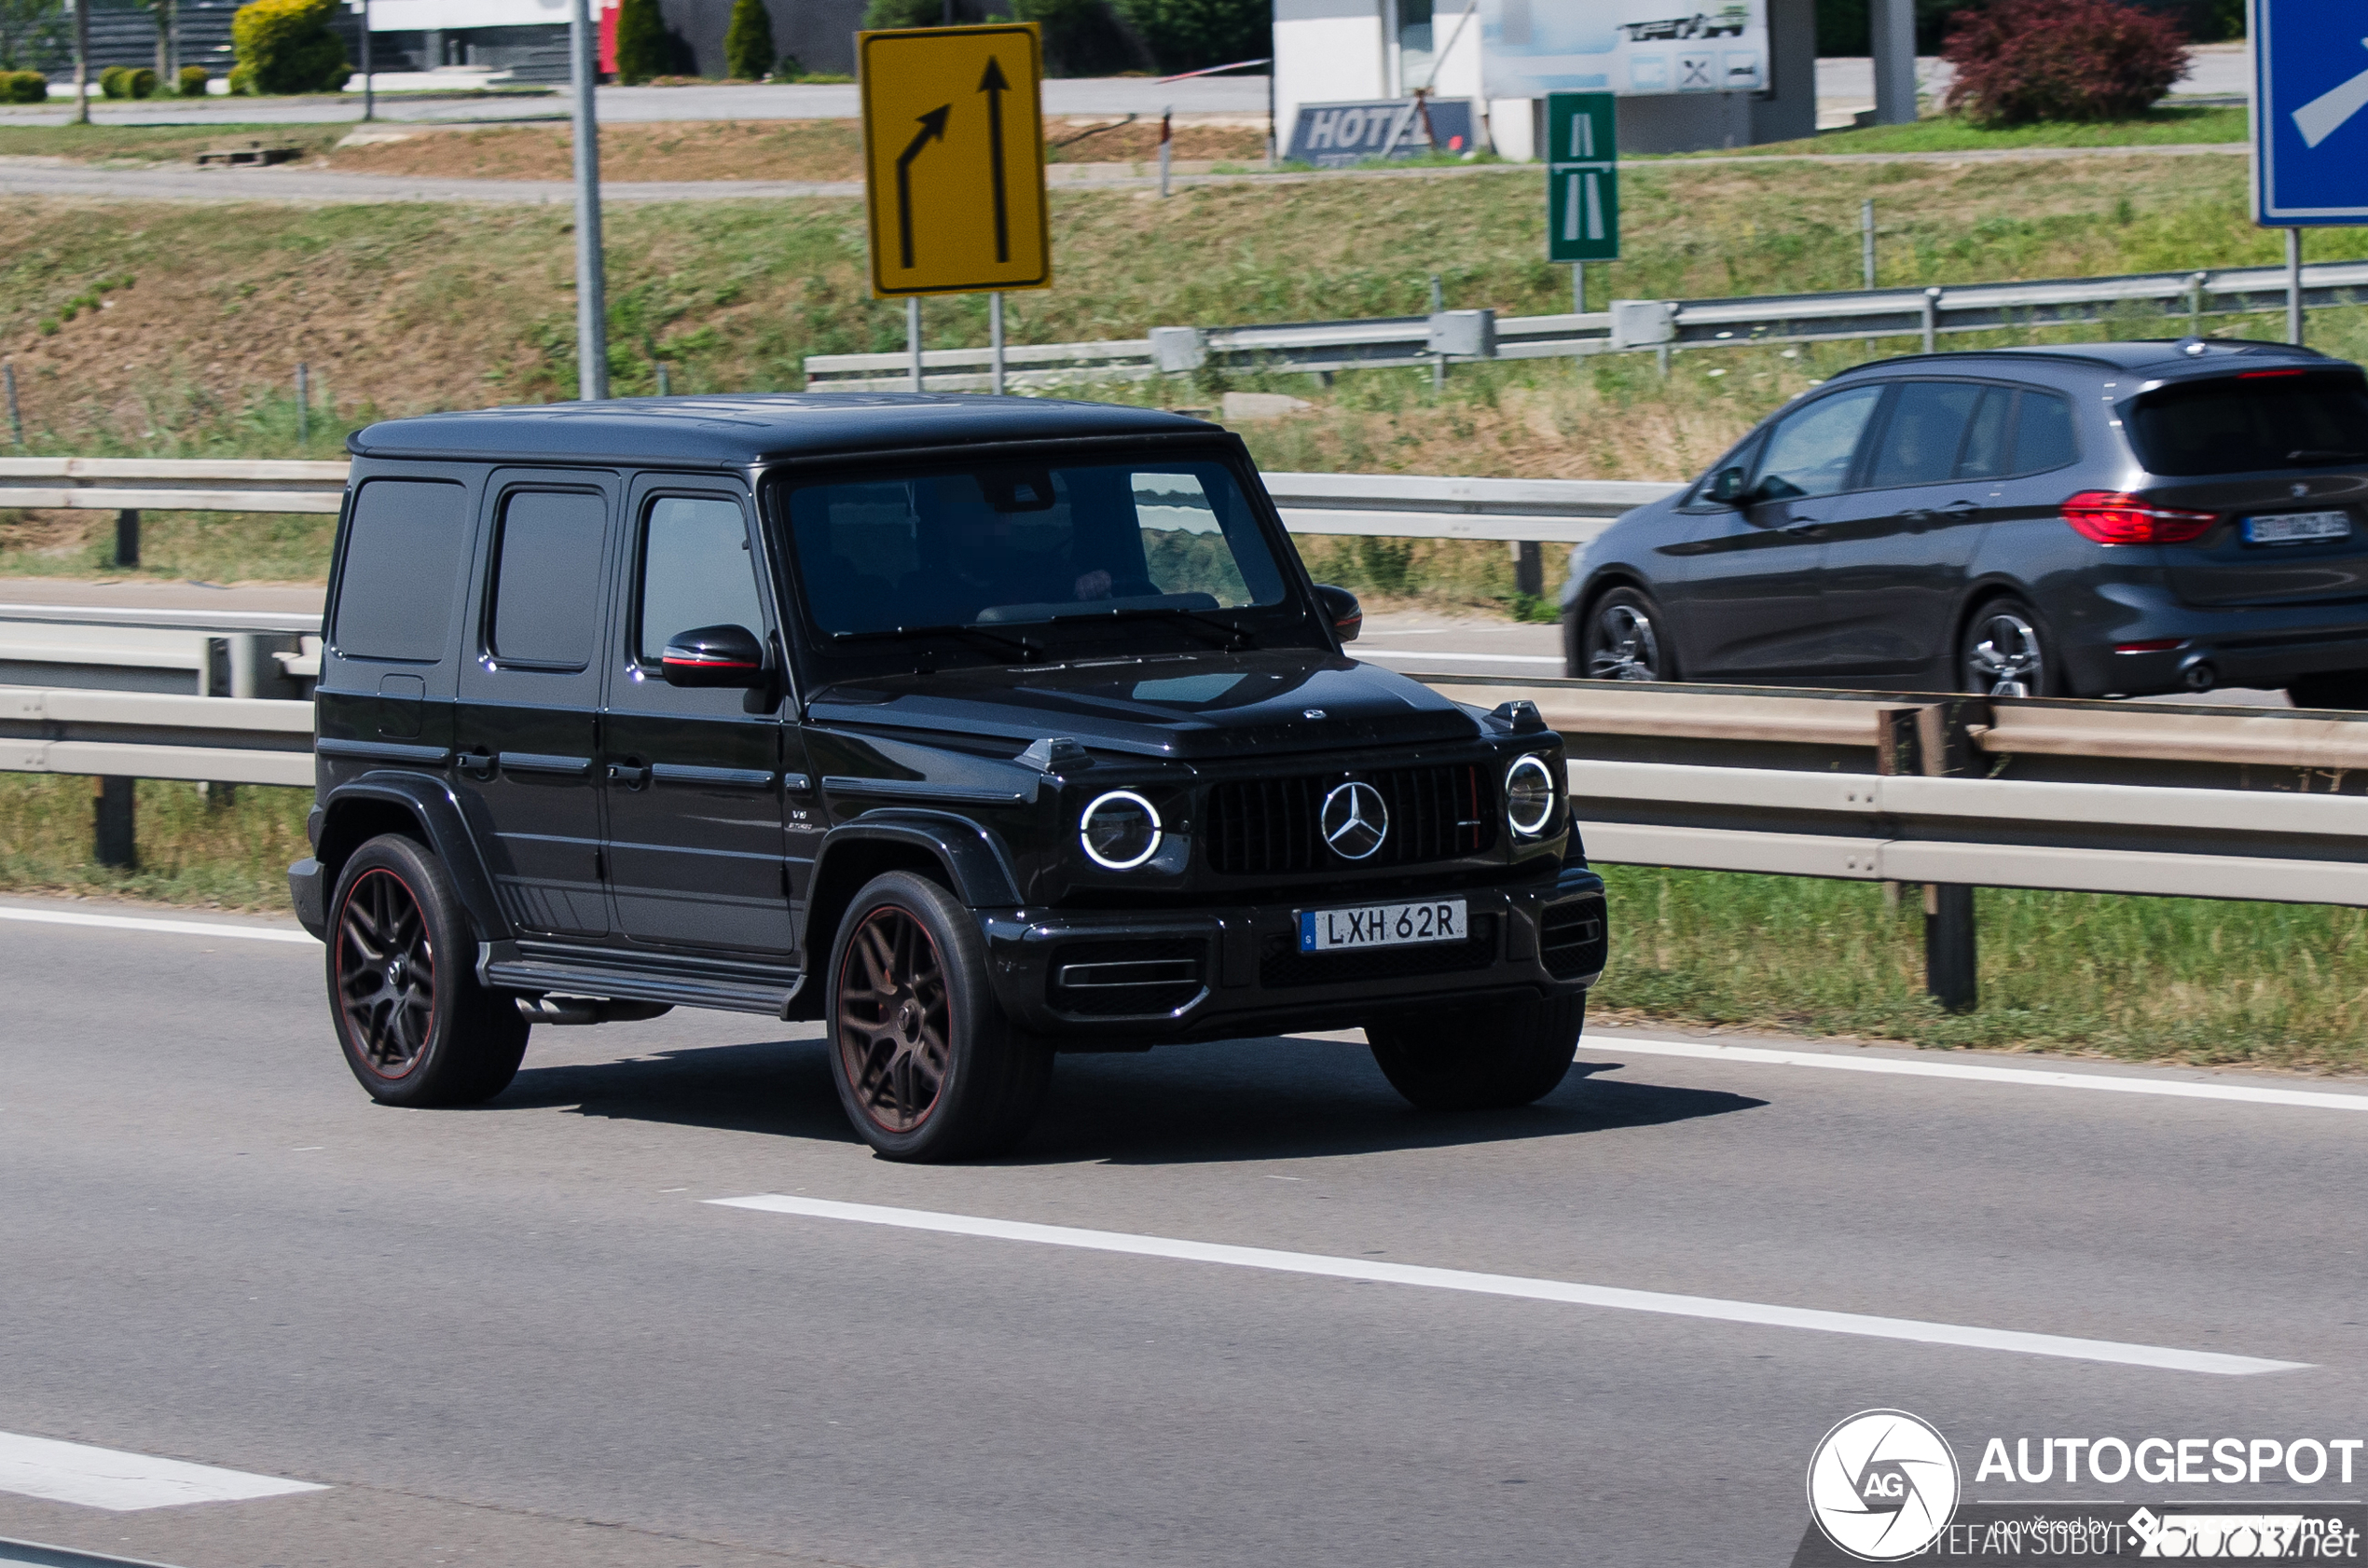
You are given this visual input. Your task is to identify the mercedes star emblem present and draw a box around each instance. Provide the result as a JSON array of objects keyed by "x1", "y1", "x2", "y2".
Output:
[{"x1": 1320, "y1": 780, "x2": 1389, "y2": 860}]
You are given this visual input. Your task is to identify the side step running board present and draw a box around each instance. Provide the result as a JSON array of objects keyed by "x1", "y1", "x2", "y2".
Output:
[{"x1": 481, "y1": 954, "x2": 804, "y2": 1020}]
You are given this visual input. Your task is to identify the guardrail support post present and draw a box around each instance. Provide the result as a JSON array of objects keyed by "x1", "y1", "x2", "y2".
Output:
[
  {"x1": 2288, "y1": 228, "x2": 2305, "y2": 346},
  {"x1": 1921, "y1": 287, "x2": 1941, "y2": 353},
  {"x1": 93, "y1": 777, "x2": 136, "y2": 869},
  {"x1": 3, "y1": 360, "x2": 21, "y2": 447},
  {"x1": 114, "y1": 509, "x2": 139, "y2": 569},
  {"x1": 907, "y1": 297, "x2": 924, "y2": 393},
  {"x1": 1924, "y1": 883, "x2": 1976, "y2": 1012},
  {"x1": 1512, "y1": 541, "x2": 1543, "y2": 598}
]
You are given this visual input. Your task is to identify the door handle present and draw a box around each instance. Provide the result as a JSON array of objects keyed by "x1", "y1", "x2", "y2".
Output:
[
  {"x1": 1939, "y1": 500, "x2": 1981, "y2": 515},
  {"x1": 1781, "y1": 518, "x2": 1824, "y2": 536},
  {"x1": 606, "y1": 761, "x2": 652, "y2": 790},
  {"x1": 456, "y1": 750, "x2": 496, "y2": 780}
]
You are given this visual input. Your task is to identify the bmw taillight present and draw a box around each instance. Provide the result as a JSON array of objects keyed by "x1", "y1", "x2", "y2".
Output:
[{"x1": 2060, "y1": 490, "x2": 2219, "y2": 544}]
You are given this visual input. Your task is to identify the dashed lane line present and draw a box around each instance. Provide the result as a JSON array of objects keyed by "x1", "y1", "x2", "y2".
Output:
[
  {"x1": 0, "y1": 1431, "x2": 325, "y2": 1512},
  {"x1": 708, "y1": 1194, "x2": 2306, "y2": 1376},
  {"x1": 0, "y1": 907, "x2": 313, "y2": 944}
]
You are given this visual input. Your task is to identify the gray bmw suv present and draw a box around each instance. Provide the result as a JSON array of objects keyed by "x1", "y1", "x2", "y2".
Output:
[{"x1": 1561, "y1": 339, "x2": 2368, "y2": 706}]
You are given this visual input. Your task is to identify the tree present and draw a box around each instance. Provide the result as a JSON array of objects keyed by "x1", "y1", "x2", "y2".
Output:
[
  {"x1": 723, "y1": 0, "x2": 773, "y2": 79},
  {"x1": 229, "y1": 0, "x2": 351, "y2": 93},
  {"x1": 0, "y1": 0, "x2": 61, "y2": 72},
  {"x1": 1111, "y1": 0, "x2": 1261, "y2": 75},
  {"x1": 613, "y1": 0, "x2": 667, "y2": 83},
  {"x1": 1012, "y1": 0, "x2": 1144, "y2": 76}
]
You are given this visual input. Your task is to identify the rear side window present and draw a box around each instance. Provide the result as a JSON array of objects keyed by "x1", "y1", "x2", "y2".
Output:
[
  {"x1": 489, "y1": 490, "x2": 607, "y2": 668},
  {"x1": 638, "y1": 497, "x2": 764, "y2": 663},
  {"x1": 1866, "y1": 382, "x2": 1983, "y2": 488},
  {"x1": 1955, "y1": 389, "x2": 2012, "y2": 480},
  {"x1": 2128, "y1": 373, "x2": 2368, "y2": 477},
  {"x1": 334, "y1": 479, "x2": 467, "y2": 663},
  {"x1": 2010, "y1": 392, "x2": 2078, "y2": 474}
]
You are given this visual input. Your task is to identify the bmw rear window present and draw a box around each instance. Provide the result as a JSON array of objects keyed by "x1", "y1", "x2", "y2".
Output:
[{"x1": 2129, "y1": 371, "x2": 2368, "y2": 476}]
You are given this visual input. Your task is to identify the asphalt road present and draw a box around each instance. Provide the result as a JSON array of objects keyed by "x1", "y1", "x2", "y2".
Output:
[{"x1": 3, "y1": 896, "x2": 2363, "y2": 1567}]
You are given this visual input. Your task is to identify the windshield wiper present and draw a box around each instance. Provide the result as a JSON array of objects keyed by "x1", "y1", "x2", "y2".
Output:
[
  {"x1": 2288, "y1": 449, "x2": 2367, "y2": 464},
  {"x1": 1043, "y1": 603, "x2": 1257, "y2": 650},
  {"x1": 831, "y1": 623, "x2": 1043, "y2": 662}
]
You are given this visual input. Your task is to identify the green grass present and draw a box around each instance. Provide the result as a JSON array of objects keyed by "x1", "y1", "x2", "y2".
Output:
[
  {"x1": 1593, "y1": 867, "x2": 2368, "y2": 1071},
  {"x1": 0, "y1": 122, "x2": 352, "y2": 163},
  {"x1": 1665, "y1": 103, "x2": 2252, "y2": 158},
  {"x1": 0, "y1": 775, "x2": 310, "y2": 910}
]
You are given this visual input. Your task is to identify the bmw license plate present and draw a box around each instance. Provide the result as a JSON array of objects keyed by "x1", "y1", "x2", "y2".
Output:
[
  {"x1": 1299, "y1": 898, "x2": 1467, "y2": 954},
  {"x1": 2243, "y1": 510, "x2": 2351, "y2": 544}
]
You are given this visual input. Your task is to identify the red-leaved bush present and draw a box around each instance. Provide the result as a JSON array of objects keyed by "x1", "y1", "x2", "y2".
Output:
[{"x1": 1941, "y1": 0, "x2": 2191, "y2": 127}]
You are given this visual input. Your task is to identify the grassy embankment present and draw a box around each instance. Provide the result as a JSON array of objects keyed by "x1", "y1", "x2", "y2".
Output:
[{"x1": 9, "y1": 146, "x2": 2368, "y2": 1067}]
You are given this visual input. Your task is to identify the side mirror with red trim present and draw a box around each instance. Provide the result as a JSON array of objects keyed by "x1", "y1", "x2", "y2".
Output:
[
  {"x1": 659, "y1": 623, "x2": 768, "y2": 689},
  {"x1": 1313, "y1": 584, "x2": 1362, "y2": 644}
]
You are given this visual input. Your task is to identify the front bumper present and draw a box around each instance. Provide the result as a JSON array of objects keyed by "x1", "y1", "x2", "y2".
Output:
[
  {"x1": 980, "y1": 866, "x2": 1606, "y2": 1044},
  {"x1": 289, "y1": 857, "x2": 328, "y2": 941}
]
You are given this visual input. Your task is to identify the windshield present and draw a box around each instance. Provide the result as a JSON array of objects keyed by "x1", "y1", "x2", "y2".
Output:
[
  {"x1": 2129, "y1": 372, "x2": 2368, "y2": 476},
  {"x1": 782, "y1": 459, "x2": 1289, "y2": 637}
]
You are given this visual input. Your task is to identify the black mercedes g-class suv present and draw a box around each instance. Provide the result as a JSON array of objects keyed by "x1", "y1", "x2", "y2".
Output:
[{"x1": 290, "y1": 394, "x2": 1607, "y2": 1160}]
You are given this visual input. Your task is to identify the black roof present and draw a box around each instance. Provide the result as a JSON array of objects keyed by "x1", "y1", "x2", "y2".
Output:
[
  {"x1": 1833, "y1": 339, "x2": 2345, "y2": 380},
  {"x1": 350, "y1": 392, "x2": 1218, "y2": 466}
]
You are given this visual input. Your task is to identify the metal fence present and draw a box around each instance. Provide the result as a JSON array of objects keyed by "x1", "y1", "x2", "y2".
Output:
[{"x1": 801, "y1": 259, "x2": 2368, "y2": 392}]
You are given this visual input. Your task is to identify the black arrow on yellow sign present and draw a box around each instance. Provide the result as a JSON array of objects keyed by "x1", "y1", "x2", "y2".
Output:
[
  {"x1": 896, "y1": 103, "x2": 951, "y2": 269},
  {"x1": 979, "y1": 57, "x2": 1010, "y2": 263}
]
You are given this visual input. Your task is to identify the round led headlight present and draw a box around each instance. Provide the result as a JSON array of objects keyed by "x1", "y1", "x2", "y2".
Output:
[
  {"x1": 1505, "y1": 754, "x2": 1558, "y2": 837},
  {"x1": 1080, "y1": 790, "x2": 1163, "y2": 870}
]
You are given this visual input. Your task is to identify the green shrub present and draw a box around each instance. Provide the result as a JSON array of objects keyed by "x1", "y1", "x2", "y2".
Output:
[
  {"x1": 99, "y1": 63, "x2": 129, "y2": 97},
  {"x1": 0, "y1": 71, "x2": 48, "y2": 103},
  {"x1": 127, "y1": 65, "x2": 157, "y2": 96},
  {"x1": 860, "y1": 0, "x2": 943, "y2": 26},
  {"x1": 723, "y1": 0, "x2": 774, "y2": 79},
  {"x1": 768, "y1": 50, "x2": 802, "y2": 78},
  {"x1": 613, "y1": 0, "x2": 668, "y2": 82},
  {"x1": 1112, "y1": 0, "x2": 1263, "y2": 74},
  {"x1": 227, "y1": 63, "x2": 254, "y2": 93},
  {"x1": 178, "y1": 63, "x2": 209, "y2": 95},
  {"x1": 1012, "y1": 0, "x2": 1143, "y2": 75},
  {"x1": 229, "y1": 0, "x2": 352, "y2": 95}
]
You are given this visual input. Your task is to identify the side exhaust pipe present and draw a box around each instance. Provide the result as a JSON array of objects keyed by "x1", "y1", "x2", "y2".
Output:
[{"x1": 517, "y1": 996, "x2": 675, "y2": 1026}]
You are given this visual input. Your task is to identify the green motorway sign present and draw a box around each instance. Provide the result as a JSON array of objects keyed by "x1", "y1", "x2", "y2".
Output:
[{"x1": 1546, "y1": 91, "x2": 1618, "y2": 264}]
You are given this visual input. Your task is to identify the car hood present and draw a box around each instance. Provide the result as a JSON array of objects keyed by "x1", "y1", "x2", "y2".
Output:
[{"x1": 805, "y1": 648, "x2": 1484, "y2": 760}]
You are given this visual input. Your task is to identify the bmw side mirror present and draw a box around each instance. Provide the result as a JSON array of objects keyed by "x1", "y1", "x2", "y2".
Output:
[
  {"x1": 1314, "y1": 584, "x2": 1363, "y2": 643},
  {"x1": 1707, "y1": 466, "x2": 1750, "y2": 505},
  {"x1": 659, "y1": 623, "x2": 768, "y2": 689}
]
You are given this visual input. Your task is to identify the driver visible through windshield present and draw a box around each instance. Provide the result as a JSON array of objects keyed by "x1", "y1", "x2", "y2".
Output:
[{"x1": 781, "y1": 459, "x2": 1288, "y2": 639}]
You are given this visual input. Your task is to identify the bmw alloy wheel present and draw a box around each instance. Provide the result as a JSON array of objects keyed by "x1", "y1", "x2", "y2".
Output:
[
  {"x1": 1587, "y1": 596, "x2": 1666, "y2": 681},
  {"x1": 1965, "y1": 610, "x2": 2046, "y2": 697}
]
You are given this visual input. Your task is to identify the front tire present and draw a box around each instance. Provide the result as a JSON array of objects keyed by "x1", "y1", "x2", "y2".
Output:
[
  {"x1": 1367, "y1": 994, "x2": 1585, "y2": 1111},
  {"x1": 1959, "y1": 598, "x2": 2058, "y2": 697},
  {"x1": 1576, "y1": 587, "x2": 1675, "y2": 681},
  {"x1": 826, "y1": 871, "x2": 1053, "y2": 1162},
  {"x1": 327, "y1": 833, "x2": 528, "y2": 1107}
]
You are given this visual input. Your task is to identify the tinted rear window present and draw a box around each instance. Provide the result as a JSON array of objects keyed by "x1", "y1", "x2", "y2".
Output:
[
  {"x1": 489, "y1": 490, "x2": 607, "y2": 668},
  {"x1": 334, "y1": 479, "x2": 467, "y2": 663},
  {"x1": 2129, "y1": 373, "x2": 2368, "y2": 477},
  {"x1": 2011, "y1": 391, "x2": 2078, "y2": 474}
]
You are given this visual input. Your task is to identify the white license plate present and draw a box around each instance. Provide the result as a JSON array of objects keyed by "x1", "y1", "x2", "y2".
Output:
[
  {"x1": 1299, "y1": 898, "x2": 1468, "y2": 953},
  {"x1": 2244, "y1": 510, "x2": 2351, "y2": 544}
]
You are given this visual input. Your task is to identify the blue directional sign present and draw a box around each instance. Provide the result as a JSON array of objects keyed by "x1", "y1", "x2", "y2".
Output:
[{"x1": 2254, "y1": 0, "x2": 2368, "y2": 224}]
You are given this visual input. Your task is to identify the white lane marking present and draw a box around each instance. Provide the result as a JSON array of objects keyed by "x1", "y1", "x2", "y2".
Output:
[
  {"x1": 1595, "y1": 1032, "x2": 2368, "y2": 1114},
  {"x1": 0, "y1": 1432, "x2": 326, "y2": 1512},
  {"x1": 0, "y1": 907, "x2": 314, "y2": 945},
  {"x1": 709, "y1": 1195, "x2": 2303, "y2": 1377},
  {"x1": 1354, "y1": 648, "x2": 1563, "y2": 666}
]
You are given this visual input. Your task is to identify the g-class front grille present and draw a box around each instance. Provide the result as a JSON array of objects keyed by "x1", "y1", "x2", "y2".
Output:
[{"x1": 1205, "y1": 763, "x2": 1497, "y2": 876}]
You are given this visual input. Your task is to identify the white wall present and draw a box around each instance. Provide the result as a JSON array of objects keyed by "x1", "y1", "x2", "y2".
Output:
[{"x1": 1273, "y1": 0, "x2": 1386, "y2": 147}]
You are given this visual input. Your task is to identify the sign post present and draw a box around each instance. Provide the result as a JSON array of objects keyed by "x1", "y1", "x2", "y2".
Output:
[
  {"x1": 2250, "y1": 0, "x2": 2368, "y2": 345},
  {"x1": 860, "y1": 22, "x2": 1052, "y2": 392},
  {"x1": 1545, "y1": 91, "x2": 1618, "y2": 312}
]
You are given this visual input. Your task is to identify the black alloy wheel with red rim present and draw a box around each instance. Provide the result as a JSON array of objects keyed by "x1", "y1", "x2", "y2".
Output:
[
  {"x1": 324, "y1": 832, "x2": 529, "y2": 1107},
  {"x1": 823, "y1": 870, "x2": 1053, "y2": 1162},
  {"x1": 835, "y1": 903, "x2": 953, "y2": 1135}
]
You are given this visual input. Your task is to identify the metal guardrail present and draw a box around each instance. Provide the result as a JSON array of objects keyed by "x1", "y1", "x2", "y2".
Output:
[
  {"x1": 0, "y1": 685, "x2": 313, "y2": 786},
  {"x1": 801, "y1": 259, "x2": 2368, "y2": 391},
  {"x1": 0, "y1": 461, "x2": 1676, "y2": 549}
]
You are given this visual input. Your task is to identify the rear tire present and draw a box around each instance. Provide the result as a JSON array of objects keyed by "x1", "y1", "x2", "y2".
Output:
[
  {"x1": 1959, "y1": 598, "x2": 2059, "y2": 698},
  {"x1": 2288, "y1": 670, "x2": 2368, "y2": 709},
  {"x1": 1368, "y1": 994, "x2": 1586, "y2": 1111},
  {"x1": 826, "y1": 871, "x2": 1053, "y2": 1162},
  {"x1": 1577, "y1": 588, "x2": 1675, "y2": 681},
  {"x1": 327, "y1": 833, "x2": 528, "y2": 1107}
]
